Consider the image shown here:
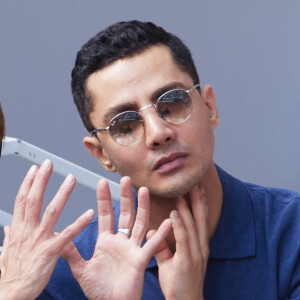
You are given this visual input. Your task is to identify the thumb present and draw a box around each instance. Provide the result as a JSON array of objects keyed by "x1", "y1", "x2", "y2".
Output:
[
  {"x1": 61, "y1": 241, "x2": 86, "y2": 280},
  {"x1": 146, "y1": 229, "x2": 156, "y2": 241}
]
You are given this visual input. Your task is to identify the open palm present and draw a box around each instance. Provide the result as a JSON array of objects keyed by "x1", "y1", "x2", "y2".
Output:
[{"x1": 62, "y1": 177, "x2": 172, "y2": 300}]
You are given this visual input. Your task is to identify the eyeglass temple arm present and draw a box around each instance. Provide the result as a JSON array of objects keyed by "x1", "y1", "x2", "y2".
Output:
[
  {"x1": 187, "y1": 83, "x2": 200, "y2": 93},
  {"x1": 92, "y1": 127, "x2": 109, "y2": 134}
]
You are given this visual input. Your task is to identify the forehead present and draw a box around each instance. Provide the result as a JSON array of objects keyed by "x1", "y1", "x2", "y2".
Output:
[{"x1": 87, "y1": 45, "x2": 194, "y2": 126}]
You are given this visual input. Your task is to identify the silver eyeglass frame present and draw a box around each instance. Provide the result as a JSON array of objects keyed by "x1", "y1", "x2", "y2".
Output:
[{"x1": 91, "y1": 83, "x2": 200, "y2": 146}]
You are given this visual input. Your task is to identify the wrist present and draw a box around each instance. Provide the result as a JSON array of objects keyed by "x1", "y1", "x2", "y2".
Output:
[{"x1": 0, "y1": 280, "x2": 30, "y2": 300}]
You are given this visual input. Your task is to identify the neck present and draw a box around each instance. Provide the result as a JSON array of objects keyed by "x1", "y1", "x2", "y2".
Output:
[{"x1": 148, "y1": 163, "x2": 223, "y2": 253}]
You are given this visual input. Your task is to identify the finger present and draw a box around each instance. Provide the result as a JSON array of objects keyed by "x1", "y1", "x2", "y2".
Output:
[
  {"x1": 144, "y1": 220, "x2": 173, "y2": 266},
  {"x1": 117, "y1": 176, "x2": 135, "y2": 238},
  {"x1": 11, "y1": 165, "x2": 38, "y2": 226},
  {"x1": 40, "y1": 174, "x2": 76, "y2": 234},
  {"x1": 170, "y1": 209, "x2": 190, "y2": 257},
  {"x1": 190, "y1": 187, "x2": 209, "y2": 259},
  {"x1": 176, "y1": 195, "x2": 200, "y2": 257},
  {"x1": 97, "y1": 179, "x2": 114, "y2": 236},
  {"x1": 131, "y1": 187, "x2": 149, "y2": 245},
  {"x1": 61, "y1": 241, "x2": 86, "y2": 281},
  {"x1": 52, "y1": 209, "x2": 94, "y2": 253},
  {"x1": 24, "y1": 159, "x2": 53, "y2": 226}
]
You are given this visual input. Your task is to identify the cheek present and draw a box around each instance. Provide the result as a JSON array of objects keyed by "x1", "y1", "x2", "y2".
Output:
[
  {"x1": 106, "y1": 146, "x2": 144, "y2": 177},
  {"x1": 185, "y1": 115, "x2": 215, "y2": 160}
]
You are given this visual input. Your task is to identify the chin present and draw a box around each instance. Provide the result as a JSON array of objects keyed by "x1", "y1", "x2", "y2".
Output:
[{"x1": 150, "y1": 169, "x2": 206, "y2": 198}]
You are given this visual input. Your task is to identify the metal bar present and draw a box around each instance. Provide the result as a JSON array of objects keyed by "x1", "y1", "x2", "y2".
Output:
[{"x1": 1, "y1": 137, "x2": 120, "y2": 203}]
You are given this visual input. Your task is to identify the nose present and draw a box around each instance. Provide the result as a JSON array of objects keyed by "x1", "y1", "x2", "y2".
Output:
[{"x1": 141, "y1": 107, "x2": 176, "y2": 149}]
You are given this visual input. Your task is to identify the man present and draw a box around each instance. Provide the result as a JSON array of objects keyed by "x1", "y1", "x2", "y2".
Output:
[
  {"x1": 34, "y1": 20, "x2": 300, "y2": 299},
  {"x1": 38, "y1": 20, "x2": 300, "y2": 299}
]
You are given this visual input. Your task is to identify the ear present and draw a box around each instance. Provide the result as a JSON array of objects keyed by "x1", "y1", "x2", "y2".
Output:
[
  {"x1": 83, "y1": 136, "x2": 117, "y2": 172},
  {"x1": 201, "y1": 85, "x2": 219, "y2": 130}
]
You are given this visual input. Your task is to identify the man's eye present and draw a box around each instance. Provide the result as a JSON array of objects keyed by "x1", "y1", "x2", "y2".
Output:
[
  {"x1": 118, "y1": 126, "x2": 132, "y2": 134},
  {"x1": 159, "y1": 107, "x2": 171, "y2": 117}
]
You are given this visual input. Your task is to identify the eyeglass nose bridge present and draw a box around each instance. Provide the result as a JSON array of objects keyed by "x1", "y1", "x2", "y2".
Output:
[{"x1": 138, "y1": 103, "x2": 157, "y2": 114}]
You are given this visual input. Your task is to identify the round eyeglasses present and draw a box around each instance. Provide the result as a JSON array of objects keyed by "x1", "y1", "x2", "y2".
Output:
[{"x1": 91, "y1": 84, "x2": 200, "y2": 147}]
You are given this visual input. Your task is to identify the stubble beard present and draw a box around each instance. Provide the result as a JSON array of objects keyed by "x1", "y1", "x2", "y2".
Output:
[
  {"x1": 148, "y1": 163, "x2": 209, "y2": 200},
  {"x1": 108, "y1": 141, "x2": 212, "y2": 200}
]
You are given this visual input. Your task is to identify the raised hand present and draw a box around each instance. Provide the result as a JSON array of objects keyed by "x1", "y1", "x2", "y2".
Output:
[
  {"x1": 0, "y1": 160, "x2": 94, "y2": 300},
  {"x1": 62, "y1": 176, "x2": 173, "y2": 300},
  {"x1": 147, "y1": 186, "x2": 209, "y2": 300}
]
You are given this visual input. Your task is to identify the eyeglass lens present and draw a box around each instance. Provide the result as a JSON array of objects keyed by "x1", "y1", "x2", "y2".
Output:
[
  {"x1": 156, "y1": 89, "x2": 192, "y2": 124},
  {"x1": 109, "y1": 89, "x2": 193, "y2": 146},
  {"x1": 110, "y1": 112, "x2": 144, "y2": 146}
]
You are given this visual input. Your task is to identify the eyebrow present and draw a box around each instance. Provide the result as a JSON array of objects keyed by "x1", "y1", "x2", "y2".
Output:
[
  {"x1": 103, "y1": 103, "x2": 139, "y2": 125},
  {"x1": 150, "y1": 82, "x2": 187, "y2": 102},
  {"x1": 103, "y1": 82, "x2": 188, "y2": 125}
]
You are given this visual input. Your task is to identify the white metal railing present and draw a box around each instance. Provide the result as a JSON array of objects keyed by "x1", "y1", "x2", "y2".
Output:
[
  {"x1": 1, "y1": 137, "x2": 120, "y2": 201},
  {"x1": 0, "y1": 136, "x2": 120, "y2": 225}
]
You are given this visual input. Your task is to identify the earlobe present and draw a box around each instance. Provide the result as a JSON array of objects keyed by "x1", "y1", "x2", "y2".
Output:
[
  {"x1": 83, "y1": 136, "x2": 117, "y2": 172},
  {"x1": 201, "y1": 85, "x2": 220, "y2": 129}
]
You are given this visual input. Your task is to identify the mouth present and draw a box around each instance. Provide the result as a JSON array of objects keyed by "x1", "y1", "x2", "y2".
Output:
[{"x1": 153, "y1": 153, "x2": 188, "y2": 173}]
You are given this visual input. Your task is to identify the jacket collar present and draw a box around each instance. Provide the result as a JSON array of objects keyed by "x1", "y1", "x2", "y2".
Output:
[{"x1": 209, "y1": 165, "x2": 256, "y2": 259}]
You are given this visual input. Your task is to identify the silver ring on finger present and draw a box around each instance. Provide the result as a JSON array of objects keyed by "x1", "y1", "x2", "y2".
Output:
[{"x1": 118, "y1": 228, "x2": 132, "y2": 237}]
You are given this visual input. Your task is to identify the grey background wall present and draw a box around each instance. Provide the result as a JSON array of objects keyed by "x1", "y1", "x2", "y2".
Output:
[{"x1": 0, "y1": 0, "x2": 299, "y2": 230}]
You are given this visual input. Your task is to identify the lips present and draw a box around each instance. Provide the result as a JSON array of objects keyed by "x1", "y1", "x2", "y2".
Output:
[{"x1": 153, "y1": 153, "x2": 187, "y2": 172}]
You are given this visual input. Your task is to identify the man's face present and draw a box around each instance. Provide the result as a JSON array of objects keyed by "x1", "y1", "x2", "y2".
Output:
[{"x1": 85, "y1": 45, "x2": 219, "y2": 198}]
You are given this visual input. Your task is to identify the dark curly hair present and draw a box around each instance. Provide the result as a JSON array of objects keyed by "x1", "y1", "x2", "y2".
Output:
[{"x1": 71, "y1": 20, "x2": 200, "y2": 132}]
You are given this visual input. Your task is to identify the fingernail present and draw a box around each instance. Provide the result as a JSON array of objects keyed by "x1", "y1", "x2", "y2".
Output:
[
  {"x1": 201, "y1": 187, "x2": 205, "y2": 195},
  {"x1": 170, "y1": 210, "x2": 178, "y2": 220},
  {"x1": 85, "y1": 209, "x2": 94, "y2": 218},
  {"x1": 29, "y1": 165, "x2": 38, "y2": 174},
  {"x1": 121, "y1": 176, "x2": 131, "y2": 182},
  {"x1": 42, "y1": 159, "x2": 52, "y2": 169},
  {"x1": 65, "y1": 174, "x2": 75, "y2": 184}
]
